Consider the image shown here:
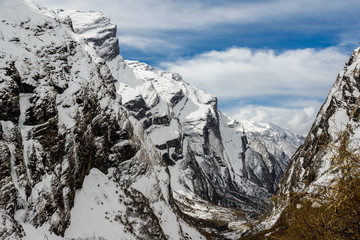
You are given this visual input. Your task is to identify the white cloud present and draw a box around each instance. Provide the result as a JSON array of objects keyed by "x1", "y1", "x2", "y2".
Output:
[
  {"x1": 118, "y1": 35, "x2": 178, "y2": 52},
  {"x1": 226, "y1": 103, "x2": 322, "y2": 136},
  {"x1": 162, "y1": 47, "x2": 347, "y2": 99}
]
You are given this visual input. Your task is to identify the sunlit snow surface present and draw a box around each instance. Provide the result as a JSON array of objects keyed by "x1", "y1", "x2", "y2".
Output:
[{"x1": 65, "y1": 169, "x2": 135, "y2": 239}]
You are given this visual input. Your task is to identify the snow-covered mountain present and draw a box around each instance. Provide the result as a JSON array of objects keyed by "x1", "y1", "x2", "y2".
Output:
[
  {"x1": 0, "y1": 0, "x2": 302, "y2": 239},
  {"x1": 61, "y1": 7, "x2": 303, "y2": 230},
  {"x1": 0, "y1": 1, "x2": 204, "y2": 239}
]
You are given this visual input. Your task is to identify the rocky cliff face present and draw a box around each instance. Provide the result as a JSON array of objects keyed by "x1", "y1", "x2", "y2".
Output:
[
  {"x1": 0, "y1": 0, "x2": 302, "y2": 239},
  {"x1": 265, "y1": 46, "x2": 360, "y2": 229},
  {"x1": 56, "y1": 10, "x2": 120, "y2": 62},
  {"x1": 115, "y1": 60, "x2": 302, "y2": 214},
  {"x1": 239, "y1": 121, "x2": 304, "y2": 194}
]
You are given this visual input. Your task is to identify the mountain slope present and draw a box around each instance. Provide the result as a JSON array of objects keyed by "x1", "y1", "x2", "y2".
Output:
[{"x1": 263, "y1": 46, "x2": 360, "y2": 234}]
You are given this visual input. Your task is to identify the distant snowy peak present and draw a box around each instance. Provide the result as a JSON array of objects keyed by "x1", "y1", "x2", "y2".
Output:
[
  {"x1": 233, "y1": 119, "x2": 304, "y2": 145},
  {"x1": 242, "y1": 121, "x2": 304, "y2": 163},
  {"x1": 241, "y1": 120, "x2": 299, "y2": 138},
  {"x1": 223, "y1": 116, "x2": 304, "y2": 165}
]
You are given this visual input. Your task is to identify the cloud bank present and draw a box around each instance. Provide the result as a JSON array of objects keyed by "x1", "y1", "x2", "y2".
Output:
[{"x1": 162, "y1": 47, "x2": 347, "y2": 98}]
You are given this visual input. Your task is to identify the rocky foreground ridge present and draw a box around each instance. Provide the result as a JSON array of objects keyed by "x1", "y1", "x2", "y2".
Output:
[
  {"x1": 0, "y1": 0, "x2": 302, "y2": 239},
  {"x1": 253, "y1": 44, "x2": 360, "y2": 238},
  {"x1": 275, "y1": 46, "x2": 360, "y2": 213}
]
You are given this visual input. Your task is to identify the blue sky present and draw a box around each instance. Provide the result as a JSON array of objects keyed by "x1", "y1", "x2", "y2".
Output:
[{"x1": 36, "y1": 0, "x2": 360, "y2": 135}]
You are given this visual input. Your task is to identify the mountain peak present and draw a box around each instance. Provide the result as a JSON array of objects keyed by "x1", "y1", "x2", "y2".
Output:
[{"x1": 58, "y1": 9, "x2": 119, "y2": 61}]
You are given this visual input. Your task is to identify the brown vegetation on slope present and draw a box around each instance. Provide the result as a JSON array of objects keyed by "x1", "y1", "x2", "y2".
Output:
[{"x1": 247, "y1": 131, "x2": 360, "y2": 240}]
